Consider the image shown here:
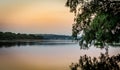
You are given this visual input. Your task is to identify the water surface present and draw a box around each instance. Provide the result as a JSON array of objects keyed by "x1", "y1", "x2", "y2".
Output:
[{"x1": 0, "y1": 40, "x2": 120, "y2": 70}]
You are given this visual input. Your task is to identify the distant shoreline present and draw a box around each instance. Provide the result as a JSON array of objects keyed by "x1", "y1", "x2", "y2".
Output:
[
  {"x1": 0, "y1": 39, "x2": 73, "y2": 42},
  {"x1": 0, "y1": 32, "x2": 73, "y2": 41}
]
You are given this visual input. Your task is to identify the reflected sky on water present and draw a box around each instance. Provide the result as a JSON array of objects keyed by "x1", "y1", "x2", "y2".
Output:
[{"x1": 0, "y1": 40, "x2": 120, "y2": 70}]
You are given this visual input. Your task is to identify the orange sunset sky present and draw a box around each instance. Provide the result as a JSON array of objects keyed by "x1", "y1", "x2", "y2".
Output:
[{"x1": 0, "y1": 0, "x2": 74, "y2": 35}]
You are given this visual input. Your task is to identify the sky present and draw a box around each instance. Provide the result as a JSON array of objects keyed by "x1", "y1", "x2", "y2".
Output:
[{"x1": 0, "y1": 0, "x2": 74, "y2": 35}]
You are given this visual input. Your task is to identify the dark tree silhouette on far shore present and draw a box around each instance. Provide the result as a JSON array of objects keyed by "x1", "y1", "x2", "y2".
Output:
[{"x1": 0, "y1": 32, "x2": 43, "y2": 40}]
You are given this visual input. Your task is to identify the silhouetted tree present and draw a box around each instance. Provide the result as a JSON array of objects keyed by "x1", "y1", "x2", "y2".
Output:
[{"x1": 70, "y1": 53, "x2": 120, "y2": 70}]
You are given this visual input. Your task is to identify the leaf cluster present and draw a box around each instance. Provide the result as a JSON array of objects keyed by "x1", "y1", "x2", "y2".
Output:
[{"x1": 66, "y1": 0, "x2": 120, "y2": 47}]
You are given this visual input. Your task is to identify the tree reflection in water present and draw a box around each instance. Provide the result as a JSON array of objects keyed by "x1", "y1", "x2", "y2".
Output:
[{"x1": 70, "y1": 52, "x2": 120, "y2": 70}]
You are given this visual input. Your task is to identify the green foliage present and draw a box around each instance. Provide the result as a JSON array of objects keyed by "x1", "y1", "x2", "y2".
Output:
[
  {"x1": 66, "y1": 0, "x2": 120, "y2": 47},
  {"x1": 0, "y1": 32, "x2": 43, "y2": 40}
]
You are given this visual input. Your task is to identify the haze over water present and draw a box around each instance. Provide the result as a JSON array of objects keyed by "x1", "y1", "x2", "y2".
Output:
[
  {"x1": 0, "y1": 41, "x2": 120, "y2": 70},
  {"x1": 0, "y1": 0, "x2": 120, "y2": 70}
]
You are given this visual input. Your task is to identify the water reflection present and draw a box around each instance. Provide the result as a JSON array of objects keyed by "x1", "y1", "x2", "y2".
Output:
[
  {"x1": 0, "y1": 41, "x2": 120, "y2": 70},
  {"x1": 0, "y1": 40, "x2": 76, "y2": 48},
  {"x1": 0, "y1": 42, "x2": 27, "y2": 47}
]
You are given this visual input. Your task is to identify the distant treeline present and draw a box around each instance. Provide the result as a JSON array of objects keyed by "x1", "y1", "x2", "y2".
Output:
[
  {"x1": 40, "y1": 34, "x2": 72, "y2": 40},
  {"x1": 0, "y1": 32, "x2": 43, "y2": 40},
  {"x1": 0, "y1": 32, "x2": 72, "y2": 40}
]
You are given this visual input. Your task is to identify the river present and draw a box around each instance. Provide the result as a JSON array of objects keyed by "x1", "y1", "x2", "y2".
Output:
[{"x1": 0, "y1": 40, "x2": 120, "y2": 70}]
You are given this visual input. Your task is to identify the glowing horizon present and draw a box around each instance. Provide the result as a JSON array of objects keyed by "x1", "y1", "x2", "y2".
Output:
[{"x1": 0, "y1": 0, "x2": 74, "y2": 35}]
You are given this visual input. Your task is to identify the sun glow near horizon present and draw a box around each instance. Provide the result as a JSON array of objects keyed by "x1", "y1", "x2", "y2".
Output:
[{"x1": 0, "y1": 0, "x2": 74, "y2": 35}]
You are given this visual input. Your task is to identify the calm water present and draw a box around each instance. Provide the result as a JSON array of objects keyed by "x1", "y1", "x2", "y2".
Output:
[{"x1": 0, "y1": 40, "x2": 120, "y2": 70}]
